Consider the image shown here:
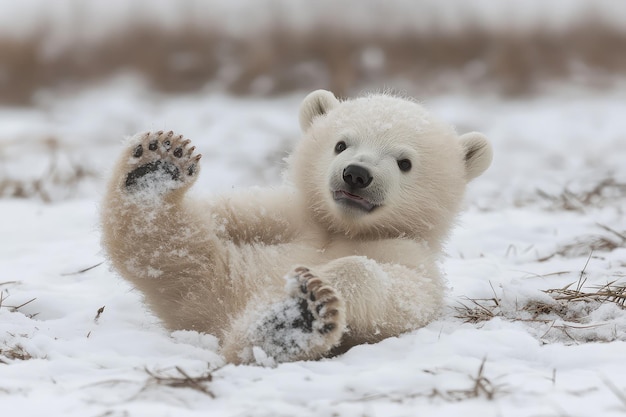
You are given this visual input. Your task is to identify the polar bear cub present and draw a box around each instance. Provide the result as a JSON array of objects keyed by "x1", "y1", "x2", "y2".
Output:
[{"x1": 100, "y1": 90, "x2": 492, "y2": 364}]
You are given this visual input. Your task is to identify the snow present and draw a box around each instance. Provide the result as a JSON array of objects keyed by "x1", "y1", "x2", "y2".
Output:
[{"x1": 2, "y1": 78, "x2": 626, "y2": 416}]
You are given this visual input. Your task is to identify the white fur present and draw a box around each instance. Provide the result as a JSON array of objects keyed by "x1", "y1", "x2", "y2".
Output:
[{"x1": 100, "y1": 91, "x2": 493, "y2": 364}]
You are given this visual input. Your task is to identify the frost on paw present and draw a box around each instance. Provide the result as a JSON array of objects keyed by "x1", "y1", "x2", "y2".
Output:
[
  {"x1": 247, "y1": 267, "x2": 346, "y2": 363},
  {"x1": 123, "y1": 131, "x2": 201, "y2": 195}
]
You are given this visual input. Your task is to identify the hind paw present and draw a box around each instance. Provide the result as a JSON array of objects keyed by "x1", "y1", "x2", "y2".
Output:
[
  {"x1": 123, "y1": 131, "x2": 201, "y2": 194},
  {"x1": 287, "y1": 267, "x2": 345, "y2": 337},
  {"x1": 246, "y1": 267, "x2": 346, "y2": 363}
]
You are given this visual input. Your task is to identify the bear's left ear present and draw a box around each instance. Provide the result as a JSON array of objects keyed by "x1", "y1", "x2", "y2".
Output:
[
  {"x1": 459, "y1": 132, "x2": 493, "y2": 181},
  {"x1": 299, "y1": 90, "x2": 340, "y2": 132}
]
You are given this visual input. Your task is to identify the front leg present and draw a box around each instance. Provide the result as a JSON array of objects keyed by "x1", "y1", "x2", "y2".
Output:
[
  {"x1": 101, "y1": 131, "x2": 228, "y2": 333},
  {"x1": 101, "y1": 131, "x2": 205, "y2": 280},
  {"x1": 207, "y1": 188, "x2": 302, "y2": 245}
]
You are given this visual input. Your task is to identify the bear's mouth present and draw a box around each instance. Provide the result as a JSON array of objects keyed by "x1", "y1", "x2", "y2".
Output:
[{"x1": 332, "y1": 190, "x2": 377, "y2": 212}]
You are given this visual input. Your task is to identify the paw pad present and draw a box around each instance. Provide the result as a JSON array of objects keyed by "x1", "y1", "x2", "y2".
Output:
[
  {"x1": 124, "y1": 131, "x2": 201, "y2": 193},
  {"x1": 247, "y1": 267, "x2": 346, "y2": 362}
]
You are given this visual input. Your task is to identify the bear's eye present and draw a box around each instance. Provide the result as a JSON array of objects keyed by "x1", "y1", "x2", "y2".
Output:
[
  {"x1": 398, "y1": 159, "x2": 412, "y2": 172},
  {"x1": 334, "y1": 141, "x2": 347, "y2": 154}
]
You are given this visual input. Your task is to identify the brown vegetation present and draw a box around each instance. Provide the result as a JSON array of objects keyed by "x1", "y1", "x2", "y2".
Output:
[
  {"x1": 2, "y1": 19, "x2": 626, "y2": 104},
  {"x1": 536, "y1": 178, "x2": 626, "y2": 213},
  {"x1": 454, "y1": 252, "x2": 626, "y2": 344},
  {"x1": 0, "y1": 345, "x2": 32, "y2": 363},
  {"x1": 144, "y1": 366, "x2": 215, "y2": 397},
  {"x1": 0, "y1": 161, "x2": 94, "y2": 201}
]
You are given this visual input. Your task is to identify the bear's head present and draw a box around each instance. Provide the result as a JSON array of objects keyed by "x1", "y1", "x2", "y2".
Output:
[{"x1": 290, "y1": 90, "x2": 492, "y2": 248}]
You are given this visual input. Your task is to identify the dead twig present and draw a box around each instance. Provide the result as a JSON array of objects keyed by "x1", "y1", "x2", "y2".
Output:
[
  {"x1": 536, "y1": 178, "x2": 626, "y2": 212},
  {"x1": 441, "y1": 357, "x2": 500, "y2": 401},
  {"x1": 2, "y1": 297, "x2": 37, "y2": 313},
  {"x1": 596, "y1": 223, "x2": 626, "y2": 243},
  {"x1": 0, "y1": 345, "x2": 33, "y2": 364},
  {"x1": 454, "y1": 297, "x2": 499, "y2": 323},
  {"x1": 339, "y1": 358, "x2": 502, "y2": 404},
  {"x1": 543, "y1": 251, "x2": 626, "y2": 308},
  {"x1": 144, "y1": 366, "x2": 215, "y2": 398},
  {"x1": 576, "y1": 251, "x2": 593, "y2": 292},
  {"x1": 61, "y1": 262, "x2": 104, "y2": 276},
  {"x1": 94, "y1": 306, "x2": 105, "y2": 323},
  {"x1": 603, "y1": 377, "x2": 626, "y2": 409},
  {"x1": 546, "y1": 280, "x2": 626, "y2": 307}
]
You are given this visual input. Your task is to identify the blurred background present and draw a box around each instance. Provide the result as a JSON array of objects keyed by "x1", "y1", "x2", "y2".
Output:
[
  {"x1": 2, "y1": 0, "x2": 626, "y2": 103},
  {"x1": 1, "y1": 0, "x2": 626, "y2": 202}
]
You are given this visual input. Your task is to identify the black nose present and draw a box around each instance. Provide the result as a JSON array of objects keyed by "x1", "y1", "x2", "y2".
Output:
[{"x1": 343, "y1": 164, "x2": 373, "y2": 188}]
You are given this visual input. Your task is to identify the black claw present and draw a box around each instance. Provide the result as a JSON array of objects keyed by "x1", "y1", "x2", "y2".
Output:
[
  {"x1": 309, "y1": 292, "x2": 316, "y2": 302},
  {"x1": 133, "y1": 144, "x2": 143, "y2": 158},
  {"x1": 163, "y1": 140, "x2": 171, "y2": 150},
  {"x1": 173, "y1": 147, "x2": 183, "y2": 158},
  {"x1": 187, "y1": 164, "x2": 196, "y2": 176},
  {"x1": 148, "y1": 140, "x2": 158, "y2": 151}
]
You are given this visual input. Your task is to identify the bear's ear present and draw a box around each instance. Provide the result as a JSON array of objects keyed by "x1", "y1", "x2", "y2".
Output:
[
  {"x1": 459, "y1": 132, "x2": 493, "y2": 181},
  {"x1": 299, "y1": 90, "x2": 340, "y2": 132}
]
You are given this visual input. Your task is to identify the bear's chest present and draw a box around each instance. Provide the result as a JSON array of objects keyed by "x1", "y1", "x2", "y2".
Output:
[{"x1": 297, "y1": 233, "x2": 380, "y2": 263}]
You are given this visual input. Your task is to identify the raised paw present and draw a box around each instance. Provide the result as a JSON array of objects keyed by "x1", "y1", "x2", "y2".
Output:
[
  {"x1": 245, "y1": 267, "x2": 346, "y2": 363},
  {"x1": 123, "y1": 131, "x2": 201, "y2": 194}
]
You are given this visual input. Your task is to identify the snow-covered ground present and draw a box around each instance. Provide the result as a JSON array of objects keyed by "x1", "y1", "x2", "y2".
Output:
[{"x1": 1, "y1": 80, "x2": 626, "y2": 416}]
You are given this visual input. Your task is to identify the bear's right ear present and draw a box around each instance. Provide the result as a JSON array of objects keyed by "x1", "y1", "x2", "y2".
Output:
[
  {"x1": 299, "y1": 90, "x2": 340, "y2": 132},
  {"x1": 459, "y1": 132, "x2": 493, "y2": 181}
]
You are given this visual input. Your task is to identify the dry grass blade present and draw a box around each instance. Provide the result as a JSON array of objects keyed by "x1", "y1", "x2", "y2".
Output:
[
  {"x1": 454, "y1": 298, "x2": 499, "y2": 323},
  {"x1": 454, "y1": 252, "x2": 626, "y2": 345},
  {"x1": 543, "y1": 252, "x2": 626, "y2": 307},
  {"x1": 602, "y1": 377, "x2": 626, "y2": 409},
  {"x1": 0, "y1": 153, "x2": 97, "y2": 202},
  {"x1": 471, "y1": 358, "x2": 497, "y2": 400},
  {"x1": 536, "y1": 178, "x2": 626, "y2": 212},
  {"x1": 596, "y1": 223, "x2": 626, "y2": 243},
  {"x1": 454, "y1": 281, "x2": 501, "y2": 323},
  {"x1": 546, "y1": 281, "x2": 626, "y2": 307},
  {"x1": 538, "y1": 226, "x2": 626, "y2": 262},
  {"x1": 61, "y1": 262, "x2": 104, "y2": 276},
  {"x1": 575, "y1": 251, "x2": 593, "y2": 292},
  {"x1": 5, "y1": 298, "x2": 37, "y2": 313},
  {"x1": 0, "y1": 345, "x2": 33, "y2": 364},
  {"x1": 0, "y1": 282, "x2": 19, "y2": 309},
  {"x1": 94, "y1": 306, "x2": 105, "y2": 322},
  {"x1": 145, "y1": 366, "x2": 215, "y2": 398},
  {"x1": 446, "y1": 358, "x2": 502, "y2": 401},
  {"x1": 340, "y1": 359, "x2": 502, "y2": 403},
  {"x1": 0, "y1": 292, "x2": 38, "y2": 318}
]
